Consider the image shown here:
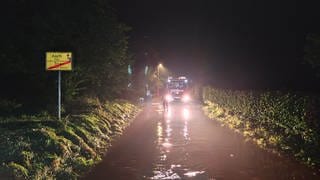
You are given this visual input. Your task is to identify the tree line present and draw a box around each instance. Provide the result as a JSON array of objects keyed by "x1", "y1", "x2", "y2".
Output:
[{"x1": 0, "y1": 0, "x2": 132, "y2": 115}]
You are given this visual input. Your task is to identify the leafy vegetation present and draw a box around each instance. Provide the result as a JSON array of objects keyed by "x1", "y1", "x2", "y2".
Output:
[
  {"x1": 0, "y1": 99, "x2": 139, "y2": 179},
  {"x1": 0, "y1": 1, "x2": 143, "y2": 179},
  {"x1": 0, "y1": 0, "x2": 133, "y2": 115},
  {"x1": 305, "y1": 33, "x2": 320, "y2": 77},
  {"x1": 203, "y1": 87, "x2": 320, "y2": 167}
]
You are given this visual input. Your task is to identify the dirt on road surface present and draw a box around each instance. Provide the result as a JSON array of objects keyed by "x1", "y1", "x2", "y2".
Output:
[{"x1": 83, "y1": 102, "x2": 319, "y2": 180}]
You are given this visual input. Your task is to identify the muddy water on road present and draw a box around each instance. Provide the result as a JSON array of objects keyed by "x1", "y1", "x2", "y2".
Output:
[{"x1": 84, "y1": 102, "x2": 319, "y2": 180}]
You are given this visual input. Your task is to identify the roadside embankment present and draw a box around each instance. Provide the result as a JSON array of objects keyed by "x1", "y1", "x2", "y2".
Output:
[
  {"x1": 0, "y1": 98, "x2": 140, "y2": 179},
  {"x1": 202, "y1": 87, "x2": 320, "y2": 168}
]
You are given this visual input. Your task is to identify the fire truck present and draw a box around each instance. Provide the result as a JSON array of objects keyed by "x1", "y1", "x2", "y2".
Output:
[{"x1": 165, "y1": 76, "x2": 191, "y2": 102}]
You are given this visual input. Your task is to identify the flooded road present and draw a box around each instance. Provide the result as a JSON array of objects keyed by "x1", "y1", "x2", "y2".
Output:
[{"x1": 84, "y1": 102, "x2": 319, "y2": 180}]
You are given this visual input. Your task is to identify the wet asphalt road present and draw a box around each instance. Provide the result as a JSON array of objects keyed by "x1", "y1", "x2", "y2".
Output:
[{"x1": 84, "y1": 102, "x2": 319, "y2": 180}]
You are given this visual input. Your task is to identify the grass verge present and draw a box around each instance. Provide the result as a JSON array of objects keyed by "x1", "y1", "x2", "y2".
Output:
[
  {"x1": 0, "y1": 98, "x2": 140, "y2": 179},
  {"x1": 203, "y1": 100, "x2": 320, "y2": 168}
]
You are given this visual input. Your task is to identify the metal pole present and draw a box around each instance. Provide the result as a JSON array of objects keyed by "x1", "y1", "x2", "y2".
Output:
[
  {"x1": 157, "y1": 65, "x2": 159, "y2": 97},
  {"x1": 58, "y1": 71, "x2": 61, "y2": 120}
]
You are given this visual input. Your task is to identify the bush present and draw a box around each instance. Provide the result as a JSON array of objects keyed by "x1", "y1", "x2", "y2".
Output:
[
  {"x1": 0, "y1": 100, "x2": 22, "y2": 116},
  {"x1": 203, "y1": 87, "x2": 320, "y2": 167}
]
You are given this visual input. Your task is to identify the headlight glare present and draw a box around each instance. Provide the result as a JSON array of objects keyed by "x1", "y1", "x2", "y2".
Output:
[
  {"x1": 165, "y1": 94, "x2": 173, "y2": 102},
  {"x1": 182, "y1": 94, "x2": 190, "y2": 102}
]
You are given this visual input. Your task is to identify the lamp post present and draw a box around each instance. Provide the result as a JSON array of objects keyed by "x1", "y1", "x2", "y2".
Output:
[{"x1": 157, "y1": 63, "x2": 162, "y2": 97}]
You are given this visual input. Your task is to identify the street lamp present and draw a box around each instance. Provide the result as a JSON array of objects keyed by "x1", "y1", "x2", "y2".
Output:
[{"x1": 157, "y1": 63, "x2": 163, "y2": 96}]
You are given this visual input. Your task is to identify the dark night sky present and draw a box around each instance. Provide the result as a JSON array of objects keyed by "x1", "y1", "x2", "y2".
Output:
[{"x1": 110, "y1": 0, "x2": 320, "y2": 89}]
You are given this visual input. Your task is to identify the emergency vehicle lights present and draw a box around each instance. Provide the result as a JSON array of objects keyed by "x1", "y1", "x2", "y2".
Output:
[
  {"x1": 182, "y1": 94, "x2": 191, "y2": 102},
  {"x1": 165, "y1": 94, "x2": 174, "y2": 102}
]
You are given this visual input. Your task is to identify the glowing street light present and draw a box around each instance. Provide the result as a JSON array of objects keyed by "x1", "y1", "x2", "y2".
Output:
[{"x1": 157, "y1": 63, "x2": 163, "y2": 96}]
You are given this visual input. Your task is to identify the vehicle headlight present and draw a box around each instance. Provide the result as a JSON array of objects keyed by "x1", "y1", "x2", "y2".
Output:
[
  {"x1": 165, "y1": 94, "x2": 173, "y2": 102},
  {"x1": 182, "y1": 94, "x2": 190, "y2": 102}
]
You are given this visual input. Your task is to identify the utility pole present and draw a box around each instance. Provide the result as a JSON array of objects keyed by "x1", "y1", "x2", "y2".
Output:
[{"x1": 157, "y1": 64, "x2": 160, "y2": 97}]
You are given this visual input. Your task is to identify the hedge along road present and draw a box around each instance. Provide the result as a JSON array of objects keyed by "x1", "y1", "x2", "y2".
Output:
[{"x1": 83, "y1": 101, "x2": 319, "y2": 180}]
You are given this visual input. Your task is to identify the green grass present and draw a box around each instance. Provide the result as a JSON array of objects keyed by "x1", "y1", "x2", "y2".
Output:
[
  {"x1": 203, "y1": 87, "x2": 320, "y2": 167},
  {"x1": 0, "y1": 98, "x2": 140, "y2": 179}
]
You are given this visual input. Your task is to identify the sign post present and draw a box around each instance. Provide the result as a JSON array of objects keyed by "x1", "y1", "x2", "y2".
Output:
[
  {"x1": 58, "y1": 71, "x2": 61, "y2": 120},
  {"x1": 46, "y1": 52, "x2": 72, "y2": 120}
]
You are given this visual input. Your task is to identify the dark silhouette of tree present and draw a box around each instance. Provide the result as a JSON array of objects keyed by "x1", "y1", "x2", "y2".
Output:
[
  {"x1": 304, "y1": 33, "x2": 320, "y2": 77},
  {"x1": 0, "y1": 0, "x2": 132, "y2": 113}
]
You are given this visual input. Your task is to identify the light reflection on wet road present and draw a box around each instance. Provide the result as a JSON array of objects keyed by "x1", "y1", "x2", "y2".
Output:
[
  {"x1": 84, "y1": 102, "x2": 319, "y2": 180},
  {"x1": 149, "y1": 105, "x2": 204, "y2": 179}
]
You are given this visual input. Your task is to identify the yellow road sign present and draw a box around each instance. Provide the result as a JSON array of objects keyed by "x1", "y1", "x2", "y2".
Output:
[{"x1": 46, "y1": 52, "x2": 72, "y2": 71}]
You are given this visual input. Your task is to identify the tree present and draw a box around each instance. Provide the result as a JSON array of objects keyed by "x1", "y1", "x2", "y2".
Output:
[
  {"x1": 304, "y1": 33, "x2": 320, "y2": 77},
  {"x1": 0, "y1": 0, "x2": 133, "y2": 113}
]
